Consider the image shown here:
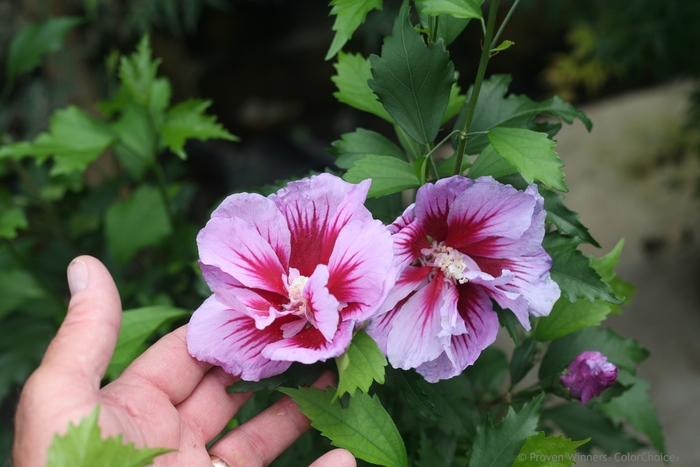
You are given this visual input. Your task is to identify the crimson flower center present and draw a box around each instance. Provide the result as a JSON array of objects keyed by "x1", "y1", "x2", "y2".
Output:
[{"x1": 421, "y1": 242, "x2": 480, "y2": 284}]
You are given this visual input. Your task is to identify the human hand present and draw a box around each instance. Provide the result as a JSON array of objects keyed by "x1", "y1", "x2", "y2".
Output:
[{"x1": 13, "y1": 255, "x2": 356, "y2": 467}]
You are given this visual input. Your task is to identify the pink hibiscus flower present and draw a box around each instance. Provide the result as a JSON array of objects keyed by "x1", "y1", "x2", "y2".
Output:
[
  {"x1": 367, "y1": 176, "x2": 560, "y2": 382},
  {"x1": 187, "y1": 174, "x2": 396, "y2": 381}
]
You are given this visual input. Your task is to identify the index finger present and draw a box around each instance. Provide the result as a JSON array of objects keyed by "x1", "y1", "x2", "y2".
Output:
[{"x1": 108, "y1": 325, "x2": 212, "y2": 405}]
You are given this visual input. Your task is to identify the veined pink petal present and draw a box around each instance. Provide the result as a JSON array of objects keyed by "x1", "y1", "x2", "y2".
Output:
[
  {"x1": 200, "y1": 264, "x2": 286, "y2": 330},
  {"x1": 386, "y1": 272, "x2": 458, "y2": 370},
  {"x1": 187, "y1": 296, "x2": 292, "y2": 381},
  {"x1": 416, "y1": 283, "x2": 499, "y2": 382},
  {"x1": 198, "y1": 217, "x2": 287, "y2": 296},
  {"x1": 271, "y1": 174, "x2": 372, "y2": 277},
  {"x1": 456, "y1": 184, "x2": 547, "y2": 259},
  {"x1": 262, "y1": 320, "x2": 355, "y2": 364},
  {"x1": 466, "y1": 267, "x2": 532, "y2": 328},
  {"x1": 304, "y1": 264, "x2": 340, "y2": 341},
  {"x1": 210, "y1": 192, "x2": 291, "y2": 270},
  {"x1": 391, "y1": 218, "x2": 430, "y2": 271},
  {"x1": 209, "y1": 286, "x2": 273, "y2": 329},
  {"x1": 327, "y1": 219, "x2": 395, "y2": 309},
  {"x1": 476, "y1": 251, "x2": 560, "y2": 319},
  {"x1": 200, "y1": 263, "x2": 244, "y2": 289},
  {"x1": 388, "y1": 204, "x2": 415, "y2": 234},
  {"x1": 413, "y1": 176, "x2": 475, "y2": 242},
  {"x1": 376, "y1": 265, "x2": 432, "y2": 316},
  {"x1": 446, "y1": 177, "x2": 536, "y2": 250}
]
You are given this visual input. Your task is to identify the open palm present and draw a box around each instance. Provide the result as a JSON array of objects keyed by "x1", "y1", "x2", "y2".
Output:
[{"x1": 13, "y1": 256, "x2": 355, "y2": 467}]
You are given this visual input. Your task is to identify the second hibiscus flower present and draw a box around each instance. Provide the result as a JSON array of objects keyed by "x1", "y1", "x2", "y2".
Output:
[{"x1": 367, "y1": 176, "x2": 560, "y2": 382}]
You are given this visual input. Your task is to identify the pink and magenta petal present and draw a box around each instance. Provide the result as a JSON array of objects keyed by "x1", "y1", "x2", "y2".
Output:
[
  {"x1": 446, "y1": 177, "x2": 536, "y2": 251},
  {"x1": 187, "y1": 296, "x2": 293, "y2": 381},
  {"x1": 271, "y1": 174, "x2": 372, "y2": 277},
  {"x1": 198, "y1": 216, "x2": 288, "y2": 296},
  {"x1": 304, "y1": 264, "x2": 340, "y2": 342},
  {"x1": 375, "y1": 265, "x2": 432, "y2": 316},
  {"x1": 262, "y1": 319, "x2": 355, "y2": 364},
  {"x1": 210, "y1": 192, "x2": 291, "y2": 270},
  {"x1": 326, "y1": 219, "x2": 395, "y2": 309},
  {"x1": 385, "y1": 272, "x2": 457, "y2": 370},
  {"x1": 413, "y1": 176, "x2": 475, "y2": 242},
  {"x1": 416, "y1": 283, "x2": 499, "y2": 382},
  {"x1": 391, "y1": 219, "x2": 430, "y2": 271}
]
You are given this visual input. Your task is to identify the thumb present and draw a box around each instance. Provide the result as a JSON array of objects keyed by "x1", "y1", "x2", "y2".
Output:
[
  {"x1": 40, "y1": 255, "x2": 122, "y2": 388},
  {"x1": 309, "y1": 449, "x2": 356, "y2": 467}
]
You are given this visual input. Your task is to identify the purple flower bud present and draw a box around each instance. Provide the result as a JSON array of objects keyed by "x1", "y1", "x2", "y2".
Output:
[{"x1": 560, "y1": 351, "x2": 619, "y2": 404}]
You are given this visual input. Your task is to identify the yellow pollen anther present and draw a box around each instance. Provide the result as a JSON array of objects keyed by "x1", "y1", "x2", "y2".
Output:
[{"x1": 424, "y1": 243, "x2": 470, "y2": 284}]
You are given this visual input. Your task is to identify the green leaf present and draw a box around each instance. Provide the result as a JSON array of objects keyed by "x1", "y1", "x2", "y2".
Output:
[
  {"x1": 112, "y1": 103, "x2": 157, "y2": 179},
  {"x1": 105, "y1": 185, "x2": 173, "y2": 263},
  {"x1": 455, "y1": 75, "x2": 592, "y2": 155},
  {"x1": 539, "y1": 327, "x2": 649, "y2": 380},
  {"x1": 414, "y1": 155, "x2": 429, "y2": 185},
  {"x1": 344, "y1": 154, "x2": 420, "y2": 197},
  {"x1": 118, "y1": 35, "x2": 171, "y2": 120},
  {"x1": 540, "y1": 189, "x2": 599, "y2": 247},
  {"x1": 46, "y1": 405, "x2": 170, "y2": 467},
  {"x1": 368, "y1": 0, "x2": 455, "y2": 145},
  {"x1": 227, "y1": 362, "x2": 326, "y2": 394},
  {"x1": 160, "y1": 99, "x2": 238, "y2": 159},
  {"x1": 509, "y1": 337, "x2": 538, "y2": 387},
  {"x1": 326, "y1": 0, "x2": 383, "y2": 60},
  {"x1": 543, "y1": 403, "x2": 644, "y2": 454},
  {"x1": 0, "y1": 267, "x2": 46, "y2": 319},
  {"x1": 386, "y1": 368, "x2": 440, "y2": 421},
  {"x1": 444, "y1": 75, "x2": 466, "y2": 123},
  {"x1": 487, "y1": 127, "x2": 567, "y2": 192},
  {"x1": 332, "y1": 52, "x2": 394, "y2": 122},
  {"x1": 417, "y1": 11, "x2": 471, "y2": 48},
  {"x1": 512, "y1": 432, "x2": 588, "y2": 467},
  {"x1": 589, "y1": 239, "x2": 635, "y2": 314},
  {"x1": 0, "y1": 314, "x2": 54, "y2": 402},
  {"x1": 416, "y1": 431, "x2": 449, "y2": 467},
  {"x1": 106, "y1": 306, "x2": 189, "y2": 380},
  {"x1": 335, "y1": 330, "x2": 387, "y2": 399},
  {"x1": 468, "y1": 393, "x2": 544, "y2": 467},
  {"x1": 536, "y1": 239, "x2": 632, "y2": 340},
  {"x1": 417, "y1": 0, "x2": 483, "y2": 19},
  {"x1": 543, "y1": 233, "x2": 620, "y2": 304},
  {"x1": 394, "y1": 124, "x2": 424, "y2": 161},
  {"x1": 468, "y1": 144, "x2": 517, "y2": 179},
  {"x1": 0, "y1": 106, "x2": 115, "y2": 175},
  {"x1": 598, "y1": 376, "x2": 665, "y2": 454},
  {"x1": 0, "y1": 207, "x2": 28, "y2": 240},
  {"x1": 5, "y1": 17, "x2": 82, "y2": 84},
  {"x1": 495, "y1": 302, "x2": 521, "y2": 346},
  {"x1": 535, "y1": 297, "x2": 611, "y2": 342},
  {"x1": 426, "y1": 375, "x2": 480, "y2": 436},
  {"x1": 492, "y1": 40, "x2": 514, "y2": 53},
  {"x1": 279, "y1": 386, "x2": 408, "y2": 467},
  {"x1": 464, "y1": 347, "x2": 509, "y2": 397},
  {"x1": 328, "y1": 128, "x2": 405, "y2": 169}
]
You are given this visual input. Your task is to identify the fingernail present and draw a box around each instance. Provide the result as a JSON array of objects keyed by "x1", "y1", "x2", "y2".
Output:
[{"x1": 67, "y1": 259, "x2": 88, "y2": 295}]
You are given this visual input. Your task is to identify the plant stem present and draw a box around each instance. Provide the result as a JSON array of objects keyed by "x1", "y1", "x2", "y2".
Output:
[
  {"x1": 453, "y1": 0, "x2": 501, "y2": 175},
  {"x1": 493, "y1": 0, "x2": 521, "y2": 47}
]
